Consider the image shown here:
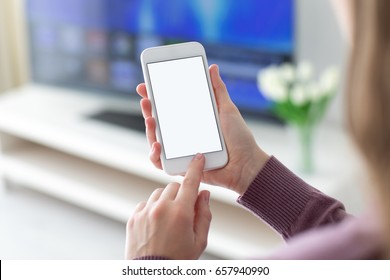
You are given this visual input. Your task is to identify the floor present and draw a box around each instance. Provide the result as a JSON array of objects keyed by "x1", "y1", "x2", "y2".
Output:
[
  {"x1": 0, "y1": 184, "x2": 126, "y2": 259},
  {"x1": 0, "y1": 180, "x2": 218, "y2": 260}
]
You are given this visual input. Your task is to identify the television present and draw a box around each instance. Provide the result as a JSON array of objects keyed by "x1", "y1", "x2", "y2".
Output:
[{"x1": 26, "y1": 0, "x2": 294, "y2": 130}]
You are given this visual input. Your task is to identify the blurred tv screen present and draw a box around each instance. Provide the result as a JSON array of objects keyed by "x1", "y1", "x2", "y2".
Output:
[{"x1": 26, "y1": 0, "x2": 294, "y2": 116}]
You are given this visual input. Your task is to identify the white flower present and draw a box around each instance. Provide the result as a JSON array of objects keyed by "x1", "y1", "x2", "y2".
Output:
[
  {"x1": 319, "y1": 66, "x2": 339, "y2": 95},
  {"x1": 258, "y1": 62, "x2": 337, "y2": 104},
  {"x1": 306, "y1": 82, "x2": 322, "y2": 102},
  {"x1": 297, "y1": 61, "x2": 313, "y2": 82},
  {"x1": 268, "y1": 84, "x2": 288, "y2": 102},
  {"x1": 258, "y1": 66, "x2": 288, "y2": 102},
  {"x1": 279, "y1": 63, "x2": 295, "y2": 83},
  {"x1": 290, "y1": 84, "x2": 307, "y2": 106}
]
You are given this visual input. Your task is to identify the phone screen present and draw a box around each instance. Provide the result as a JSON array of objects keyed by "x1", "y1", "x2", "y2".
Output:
[{"x1": 147, "y1": 56, "x2": 222, "y2": 159}]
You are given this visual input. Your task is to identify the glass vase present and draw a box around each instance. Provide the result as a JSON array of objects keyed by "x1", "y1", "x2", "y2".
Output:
[{"x1": 289, "y1": 122, "x2": 315, "y2": 174}]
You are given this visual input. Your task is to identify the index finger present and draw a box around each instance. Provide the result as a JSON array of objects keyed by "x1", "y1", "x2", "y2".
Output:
[
  {"x1": 176, "y1": 153, "x2": 205, "y2": 206},
  {"x1": 136, "y1": 83, "x2": 148, "y2": 98}
]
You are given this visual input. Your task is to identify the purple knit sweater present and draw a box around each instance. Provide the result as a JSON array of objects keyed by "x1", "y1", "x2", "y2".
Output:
[
  {"x1": 136, "y1": 156, "x2": 383, "y2": 260},
  {"x1": 238, "y1": 156, "x2": 347, "y2": 240}
]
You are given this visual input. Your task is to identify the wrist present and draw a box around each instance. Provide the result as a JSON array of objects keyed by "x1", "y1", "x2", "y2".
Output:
[{"x1": 236, "y1": 148, "x2": 270, "y2": 196}]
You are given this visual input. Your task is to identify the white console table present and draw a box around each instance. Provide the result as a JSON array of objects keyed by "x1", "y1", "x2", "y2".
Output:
[{"x1": 0, "y1": 84, "x2": 365, "y2": 259}]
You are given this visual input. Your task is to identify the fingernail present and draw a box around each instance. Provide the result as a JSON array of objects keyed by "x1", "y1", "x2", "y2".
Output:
[
  {"x1": 193, "y1": 153, "x2": 203, "y2": 161},
  {"x1": 205, "y1": 191, "x2": 210, "y2": 204}
]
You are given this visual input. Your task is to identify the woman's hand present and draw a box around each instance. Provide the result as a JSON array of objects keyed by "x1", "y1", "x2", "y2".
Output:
[
  {"x1": 136, "y1": 64, "x2": 270, "y2": 195},
  {"x1": 125, "y1": 153, "x2": 212, "y2": 260}
]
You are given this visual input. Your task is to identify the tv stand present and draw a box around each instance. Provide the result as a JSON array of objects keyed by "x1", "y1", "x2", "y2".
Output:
[
  {"x1": 88, "y1": 110, "x2": 145, "y2": 133},
  {"x1": 0, "y1": 84, "x2": 365, "y2": 259}
]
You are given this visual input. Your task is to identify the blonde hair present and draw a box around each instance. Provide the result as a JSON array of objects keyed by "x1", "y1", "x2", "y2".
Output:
[{"x1": 347, "y1": 0, "x2": 390, "y2": 258}]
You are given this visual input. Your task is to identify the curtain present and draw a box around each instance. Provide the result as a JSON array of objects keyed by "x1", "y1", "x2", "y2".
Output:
[{"x1": 0, "y1": 0, "x2": 29, "y2": 93}]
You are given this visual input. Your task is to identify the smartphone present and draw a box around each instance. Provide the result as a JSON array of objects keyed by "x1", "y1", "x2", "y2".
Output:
[{"x1": 140, "y1": 42, "x2": 228, "y2": 175}]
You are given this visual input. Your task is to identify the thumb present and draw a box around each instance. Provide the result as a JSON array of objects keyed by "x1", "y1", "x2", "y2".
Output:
[
  {"x1": 194, "y1": 190, "x2": 212, "y2": 250},
  {"x1": 209, "y1": 64, "x2": 233, "y2": 109}
]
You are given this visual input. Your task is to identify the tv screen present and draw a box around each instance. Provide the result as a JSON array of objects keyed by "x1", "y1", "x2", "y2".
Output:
[{"x1": 26, "y1": 0, "x2": 294, "y2": 118}]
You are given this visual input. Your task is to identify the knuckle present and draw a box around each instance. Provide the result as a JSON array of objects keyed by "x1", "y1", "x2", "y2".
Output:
[
  {"x1": 205, "y1": 210, "x2": 212, "y2": 223},
  {"x1": 154, "y1": 187, "x2": 164, "y2": 194},
  {"x1": 182, "y1": 177, "x2": 196, "y2": 187},
  {"x1": 149, "y1": 188, "x2": 161, "y2": 198},
  {"x1": 216, "y1": 79, "x2": 227, "y2": 91},
  {"x1": 126, "y1": 216, "x2": 135, "y2": 230},
  {"x1": 174, "y1": 208, "x2": 191, "y2": 222},
  {"x1": 199, "y1": 237, "x2": 208, "y2": 250},
  {"x1": 135, "y1": 201, "x2": 145, "y2": 211},
  {"x1": 167, "y1": 182, "x2": 180, "y2": 189},
  {"x1": 221, "y1": 82, "x2": 228, "y2": 91},
  {"x1": 148, "y1": 202, "x2": 168, "y2": 220}
]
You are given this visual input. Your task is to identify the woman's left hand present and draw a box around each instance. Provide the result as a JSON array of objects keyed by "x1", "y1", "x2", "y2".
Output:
[{"x1": 125, "y1": 153, "x2": 212, "y2": 260}]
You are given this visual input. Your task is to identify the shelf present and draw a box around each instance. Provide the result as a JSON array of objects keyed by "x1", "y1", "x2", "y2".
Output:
[
  {"x1": 2, "y1": 142, "x2": 156, "y2": 221},
  {"x1": 0, "y1": 84, "x2": 239, "y2": 206},
  {"x1": 1, "y1": 141, "x2": 282, "y2": 259}
]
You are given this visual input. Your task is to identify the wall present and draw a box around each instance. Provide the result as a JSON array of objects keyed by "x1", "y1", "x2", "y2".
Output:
[{"x1": 296, "y1": 0, "x2": 348, "y2": 125}]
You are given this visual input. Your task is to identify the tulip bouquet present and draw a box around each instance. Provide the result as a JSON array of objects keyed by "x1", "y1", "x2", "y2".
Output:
[{"x1": 258, "y1": 61, "x2": 339, "y2": 173}]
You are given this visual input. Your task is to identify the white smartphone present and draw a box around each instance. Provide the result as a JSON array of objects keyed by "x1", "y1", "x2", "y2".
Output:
[{"x1": 140, "y1": 42, "x2": 228, "y2": 175}]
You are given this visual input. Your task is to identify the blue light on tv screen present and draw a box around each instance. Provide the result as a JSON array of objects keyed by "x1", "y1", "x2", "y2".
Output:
[
  {"x1": 109, "y1": 0, "x2": 293, "y2": 53},
  {"x1": 27, "y1": 0, "x2": 294, "y2": 116}
]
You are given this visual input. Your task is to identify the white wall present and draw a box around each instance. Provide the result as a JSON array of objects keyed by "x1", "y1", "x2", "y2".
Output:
[{"x1": 296, "y1": 0, "x2": 348, "y2": 125}]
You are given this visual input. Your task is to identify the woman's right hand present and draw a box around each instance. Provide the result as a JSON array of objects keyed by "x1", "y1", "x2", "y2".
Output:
[{"x1": 136, "y1": 64, "x2": 270, "y2": 195}]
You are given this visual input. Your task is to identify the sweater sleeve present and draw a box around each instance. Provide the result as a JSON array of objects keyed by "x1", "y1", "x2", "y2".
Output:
[{"x1": 237, "y1": 156, "x2": 349, "y2": 240}]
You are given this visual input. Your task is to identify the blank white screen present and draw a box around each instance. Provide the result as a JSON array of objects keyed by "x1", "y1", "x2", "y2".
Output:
[{"x1": 147, "y1": 56, "x2": 222, "y2": 159}]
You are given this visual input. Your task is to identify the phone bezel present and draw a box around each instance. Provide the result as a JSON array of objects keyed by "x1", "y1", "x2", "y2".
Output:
[{"x1": 140, "y1": 42, "x2": 228, "y2": 175}]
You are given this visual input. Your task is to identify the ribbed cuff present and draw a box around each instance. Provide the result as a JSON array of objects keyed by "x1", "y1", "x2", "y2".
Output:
[{"x1": 237, "y1": 156, "x2": 313, "y2": 239}]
